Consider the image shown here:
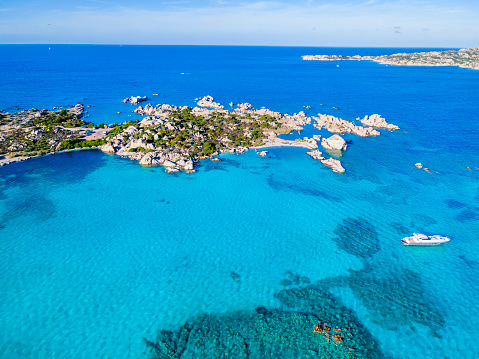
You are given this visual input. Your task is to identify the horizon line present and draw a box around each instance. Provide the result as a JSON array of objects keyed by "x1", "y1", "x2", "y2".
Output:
[{"x1": 0, "y1": 43, "x2": 467, "y2": 49}]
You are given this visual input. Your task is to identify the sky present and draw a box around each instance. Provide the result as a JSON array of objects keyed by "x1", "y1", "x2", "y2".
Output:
[{"x1": 0, "y1": 0, "x2": 478, "y2": 47}]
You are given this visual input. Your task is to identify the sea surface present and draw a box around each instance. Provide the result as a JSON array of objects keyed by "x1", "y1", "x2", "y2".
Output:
[{"x1": 0, "y1": 45, "x2": 478, "y2": 358}]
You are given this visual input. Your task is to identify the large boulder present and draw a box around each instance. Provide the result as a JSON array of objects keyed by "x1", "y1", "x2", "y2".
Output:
[
  {"x1": 99, "y1": 143, "x2": 115, "y2": 153},
  {"x1": 184, "y1": 160, "x2": 194, "y2": 171},
  {"x1": 321, "y1": 134, "x2": 347, "y2": 151},
  {"x1": 163, "y1": 160, "x2": 176, "y2": 167},
  {"x1": 139, "y1": 152, "x2": 158, "y2": 166},
  {"x1": 129, "y1": 138, "x2": 145, "y2": 148}
]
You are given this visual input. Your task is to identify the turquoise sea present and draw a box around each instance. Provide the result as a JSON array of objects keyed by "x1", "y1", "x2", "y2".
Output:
[{"x1": 0, "y1": 45, "x2": 478, "y2": 358}]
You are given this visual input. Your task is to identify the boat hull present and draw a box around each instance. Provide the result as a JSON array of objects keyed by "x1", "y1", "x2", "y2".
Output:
[
  {"x1": 402, "y1": 242, "x2": 443, "y2": 246},
  {"x1": 401, "y1": 234, "x2": 450, "y2": 246}
]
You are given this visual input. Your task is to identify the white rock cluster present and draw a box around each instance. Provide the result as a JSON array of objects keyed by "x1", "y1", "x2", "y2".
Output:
[
  {"x1": 320, "y1": 158, "x2": 346, "y2": 173},
  {"x1": 313, "y1": 113, "x2": 380, "y2": 137},
  {"x1": 306, "y1": 149, "x2": 324, "y2": 160},
  {"x1": 123, "y1": 96, "x2": 148, "y2": 105},
  {"x1": 134, "y1": 103, "x2": 186, "y2": 116},
  {"x1": 254, "y1": 107, "x2": 282, "y2": 119},
  {"x1": 99, "y1": 125, "x2": 195, "y2": 172},
  {"x1": 196, "y1": 96, "x2": 224, "y2": 109},
  {"x1": 359, "y1": 114, "x2": 399, "y2": 130},
  {"x1": 234, "y1": 102, "x2": 254, "y2": 113},
  {"x1": 307, "y1": 149, "x2": 345, "y2": 173}
]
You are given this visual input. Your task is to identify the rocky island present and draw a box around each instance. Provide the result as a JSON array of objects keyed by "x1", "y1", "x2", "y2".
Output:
[
  {"x1": 0, "y1": 96, "x2": 400, "y2": 173},
  {"x1": 303, "y1": 47, "x2": 479, "y2": 70},
  {"x1": 97, "y1": 96, "x2": 399, "y2": 173}
]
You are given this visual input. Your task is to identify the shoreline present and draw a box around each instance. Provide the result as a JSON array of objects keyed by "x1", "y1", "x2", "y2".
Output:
[
  {"x1": 0, "y1": 147, "x2": 100, "y2": 167},
  {"x1": 0, "y1": 140, "x2": 312, "y2": 168}
]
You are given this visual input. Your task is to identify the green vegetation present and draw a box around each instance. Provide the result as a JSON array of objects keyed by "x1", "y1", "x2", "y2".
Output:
[
  {"x1": 0, "y1": 106, "x2": 107, "y2": 158},
  {"x1": 30, "y1": 109, "x2": 89, "y2": 128},
  {"x1": 126, "y1": 107, "x2": 283, "y2": 158},
  {"x1": 58, "y1": 139, "x2": 106, "y2": 150},
  {"x1": 105, "y1": 120, "x2": 139, "y2": 139},
  {"x1": 1, "y1": 102, "x2": 288, "y2": 162}
]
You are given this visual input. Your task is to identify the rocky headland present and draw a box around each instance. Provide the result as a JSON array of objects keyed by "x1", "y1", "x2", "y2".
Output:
[
  {"x1": 303, "y1": 47, "x2": 479, "y2": 70},
  {"x1": 0, "y1": 104, "x2": 107, "y2": 166}
]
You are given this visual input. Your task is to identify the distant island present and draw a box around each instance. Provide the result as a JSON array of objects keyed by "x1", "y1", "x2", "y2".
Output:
[
  {"x1": 303, "y1": 47, "x2": 479, "y2": 70},
  {"x1": 0, "y1": 96, "x2": 400, "y2": 173}
]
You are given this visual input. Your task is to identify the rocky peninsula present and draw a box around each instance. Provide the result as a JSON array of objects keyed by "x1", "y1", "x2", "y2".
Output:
[
  {"x1": 303, "y1": 47, "x2": 479, "y2": 70},
  {"x1": 0, "y1": 96, "x2": 400, "y2": 173},
  {"x1": 0, "y1": 104, "x2": 107, "y2": 166}
]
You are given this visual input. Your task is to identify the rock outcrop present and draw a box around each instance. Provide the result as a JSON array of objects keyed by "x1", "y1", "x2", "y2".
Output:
[
  {"x1": 235, "y1": 103, "x2": 253, "y2": 113},
  {"x1": 123, "y1": 96, "x2": 148, "y2": 105},
  {"x1": 321, "y1": 158, "x2": 346, "y2": 173},
  {"x1": 306, "y1": 149, "x2": 324, "y2": 160},
  {"x1": 99, "y1": 143, "x2": 115, "y2": 153},
  {"x1": 359, "y1": 114, "x2": 399, "y2": 130},
  {"x1": 321, "y1": 134, "x2": 347, "y2": 151},
  {"x1": 196, "y1": 96, "x2": 224, "y2": 109},
  {"x1": 313, "y1": 114, "x2": 380, "y2": 137}
]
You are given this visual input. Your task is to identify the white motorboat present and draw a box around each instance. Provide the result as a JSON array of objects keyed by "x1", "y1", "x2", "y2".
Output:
[{"x1": 401, "y1": 233, "x2": 450, "y2": 246}]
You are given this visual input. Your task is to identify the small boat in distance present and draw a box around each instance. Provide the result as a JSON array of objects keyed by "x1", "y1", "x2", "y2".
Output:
[{"x1": 401, "y1": 233, "x2": 450, "y2": 246}]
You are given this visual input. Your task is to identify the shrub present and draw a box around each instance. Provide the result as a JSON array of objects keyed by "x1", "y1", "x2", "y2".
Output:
[{"x1": 58, "y1": 139, "x2": 106, "y2": 151}]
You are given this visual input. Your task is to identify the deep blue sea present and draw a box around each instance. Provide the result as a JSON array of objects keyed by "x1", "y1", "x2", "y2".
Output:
[{"x1": 0, "y1": 45, "x2": 478, "y2": 358}]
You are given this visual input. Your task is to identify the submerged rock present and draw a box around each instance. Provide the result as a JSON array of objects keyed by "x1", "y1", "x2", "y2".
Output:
[
  {"x1": 318, "y1": 263, "x2": 446, "y2": 336},
  {"x1": 145, "y1": 307, "x2": 378, "y2": 359},
  {"x1": 331, "y1": 217, "x2": 379, "y2": 259}
]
